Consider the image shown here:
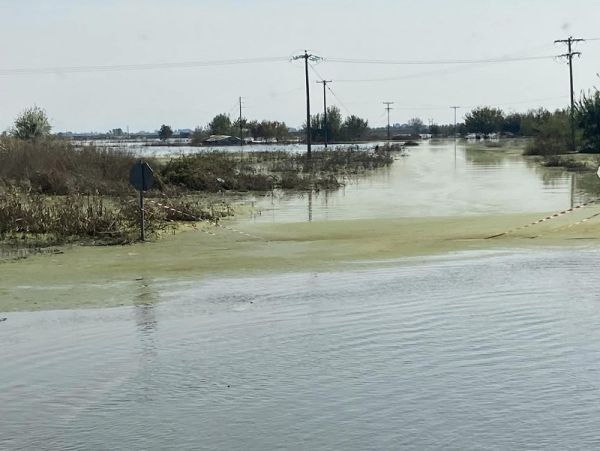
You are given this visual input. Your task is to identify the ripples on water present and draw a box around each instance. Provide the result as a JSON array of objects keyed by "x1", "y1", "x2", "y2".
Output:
[{"x1": 2, "y1": 249, "x2": 600, "y2": 449}]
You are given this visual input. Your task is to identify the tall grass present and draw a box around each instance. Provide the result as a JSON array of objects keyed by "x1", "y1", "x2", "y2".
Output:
[
  {"x1": 0, "y1": 189, "x2": 233, "y2": 244},
  {"x1": 161, "y1": 151, "x2": 273, "y2": 191},
  {"x1": 0, "y1": 140, "x2": 393, "y2": 245},
  {"x1": 0, "y1": 137, "x2": 139, "y2": 195},
  {"x1": 542, "y1": 156, "x2": 592, "y2": 172},
  {"x1": 160, "y1": 146, "x2": 393, "y2": 192}
]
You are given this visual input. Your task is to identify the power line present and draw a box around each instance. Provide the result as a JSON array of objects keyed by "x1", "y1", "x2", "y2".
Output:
[
  {"x1": 326, "y1": 85, "x2": 352, "y2": 117},
  {"x1": 309, "y1": 63, "x2": 353, "y2": 116},
  {"x1": 0, "y1": 49, "x2": 569, "y2": 77},
  {"x1": 334, "y1": 64, "x2": 478, "y2": 83},
  {"x1": 0, "y1": 56, "x2": 289, "y2": 76},
  {"x1": 324, "y1": 54, "x2": 557, "y2": 65}
]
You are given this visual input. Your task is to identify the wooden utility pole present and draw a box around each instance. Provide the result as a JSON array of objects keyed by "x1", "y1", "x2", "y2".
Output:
[
  {"x1": 316, "y1": 80, "x2": 332, "y2": 147},
  {"x1": 239, "y1": 96, "x2": 244, "y2": 146},
  {"x1": 292, "y1": 50, "x2": 321, "y2": 158},
  {"x1": 555, "y1": 36, "x2": 584, "y2": 152},
  {"x1": 383, "y1": 102, "x2": 394, "y2": 142},
  {"x1": 450, "y1": 106, "x2": 460, "y2": 138}
]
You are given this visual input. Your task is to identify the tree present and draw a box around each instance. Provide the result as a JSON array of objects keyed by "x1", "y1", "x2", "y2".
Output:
[
  {"x1": 407, "y1": 117, "x2": 425, "y2": 134},
  {"x1": 325, "y1": 106, "x2": 343, "y2": 142},
  {"x1": 464, "y1": 107, "x2": 504, "y2": 134},
  {"x1": 158, "y1": 124, "x2": 173, "y2": 141},
  {"x1": 11, "y1": 106, "x2": 51, "y2": 140},
  {"x1": 575, "y1": 90, "x2": 600, "y2": 152},
  {"x1": 520, "y1": 108, "x2": 552, "y2": 136},
  {"x1": 524, "y1": 109, "x2": 571, "y2": 155},
  {"x1": 208, "y1": 113, "x2": 232, "y2": 135},
  {"x1": 231, "y1": 117, "x2": 248, "y2": 141},
  {"x1": 308, "y1": 106, "x2": 344, "y2": 143},
  {"x1": 342, "y1": 115, "x2": 369, "y2": 141},
  {"x1": 273, "y1": 121, "x2": 289, "y2": 142},
  {"x1": 191, "y1": 126, "x2": 208, "y2": 145},
  {"x1": 502, "y1": 113, "x2": 523, "y2": 135}
]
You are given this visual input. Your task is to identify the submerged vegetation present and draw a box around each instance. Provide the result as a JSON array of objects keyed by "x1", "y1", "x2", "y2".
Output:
[
  {"x1": 161, "y1": 147, "x2": 393, "y2": 193},
  {"x1": 0, "y1": 188, "x2": 232, "y2": 246},
  {"x1": 0, "y1": 133, "x2": 394, "y2": 246},
  {"x1": 541, "y1": 155, "x2": 593, "y2": 172}
]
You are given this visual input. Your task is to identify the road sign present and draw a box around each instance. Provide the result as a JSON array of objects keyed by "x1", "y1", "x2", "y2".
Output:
[
  {"x1": 129, "y1": 161, "x2": 154, "y2": 192},
  {"x1": 129, "y1": 161, "x2": 154, "y2": 241}
]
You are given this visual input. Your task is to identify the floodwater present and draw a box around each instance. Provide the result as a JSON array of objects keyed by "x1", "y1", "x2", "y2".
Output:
[
  {"x1": 248, "y1": 140, "x2": 581, "y2": 223},
  {"x1": 77, "y1": 139, "x2": 379, "y2": 157},
  {"x1": 3, "y1": 140, "x2": 600, "y2": 450},
  {"x1": 2, "y1": 248, "x2": 600, "y2": 449}
]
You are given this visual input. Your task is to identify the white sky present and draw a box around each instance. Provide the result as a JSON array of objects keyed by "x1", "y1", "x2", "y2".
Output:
[{"x1": 1, "y1": 0, "x2": 599, "y2": 132}]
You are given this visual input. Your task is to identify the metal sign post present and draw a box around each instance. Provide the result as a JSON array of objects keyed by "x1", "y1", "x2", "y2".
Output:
[{"x1": 129, "y1": 160, "x2": 154, "y2": 241}]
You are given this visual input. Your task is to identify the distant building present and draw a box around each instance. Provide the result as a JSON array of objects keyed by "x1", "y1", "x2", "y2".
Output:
[
  {"x1": 203, "y1": 135, "x2": 242, "y2": 146},
  {"x1": 176, "y1": 129, "x2": 193, "y2": 138}
]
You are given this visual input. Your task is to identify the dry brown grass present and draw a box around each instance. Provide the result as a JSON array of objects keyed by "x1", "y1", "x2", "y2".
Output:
[{"x1": 0, "y1": 137, "x2": 140, "y2": 195}]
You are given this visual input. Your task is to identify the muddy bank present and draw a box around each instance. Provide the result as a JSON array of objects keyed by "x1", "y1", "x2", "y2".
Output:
[{"x1": 2, "y1": 208, "x2": 600, "y2": 312}]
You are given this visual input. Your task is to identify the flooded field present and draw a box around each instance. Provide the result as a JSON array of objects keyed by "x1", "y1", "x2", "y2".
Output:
[
  {"x1": 3, "y1": 248, "x2": 600, "y2": 449},
  {"x1": 247, "y1": 139, "x2": 581, "y2": 222},
  {"x1": 3, "y1": 140, "x2": 600, "y2": 449}
]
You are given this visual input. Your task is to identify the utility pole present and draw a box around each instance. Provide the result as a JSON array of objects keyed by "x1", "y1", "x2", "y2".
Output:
[
  {"x1": 239, "y1": 96, "x2": 244, "y2": 147},
  {"x1": 316, "y1": 80, "x2": 332, "y2": 147},
  {"x1": 383, "y1": 102, "x2": 394, "y2": 143},
  {"x1": 555, "y1": 36, "x2": 584, "y2": 152},
  {"x1": 292, "y1": 50, "x2": 321, "y2": 158},
  {"x1": 450, "y1": 106, "x2": 460, "y2": 138}
]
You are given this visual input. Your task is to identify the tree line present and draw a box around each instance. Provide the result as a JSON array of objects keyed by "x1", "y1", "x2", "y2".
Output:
[
  {"x1": 6, "y1": 89, "x2": 600, "y2": 154},
  {"x1": 307, "y1": 106, "x2": 370, "y2": 142}
]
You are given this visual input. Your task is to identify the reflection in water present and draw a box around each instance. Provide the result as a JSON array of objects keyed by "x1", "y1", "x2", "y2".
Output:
[
  {"x1": 133, "y1": 278, "x2": 158, "y2": 364},
  {"x1": 454, "y1": 136, "x2": 457, "y2": 170},
  {"x1": 249, "y1": 140, "x2": 579, "y2": 224},
  {"x1": 571, "y1": 173, "x2": 576, "y2": 209},
  {"x1": 308, "y1": 190, "x2": 313, "y2": 222}
]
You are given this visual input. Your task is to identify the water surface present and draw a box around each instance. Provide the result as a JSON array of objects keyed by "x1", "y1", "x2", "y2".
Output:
[
  {"x1": 247, "y1": 140, "x2": 580, "y2": 223},
  {"x1": 2, "y1": 248, "x2": 600, "y2": 450}
]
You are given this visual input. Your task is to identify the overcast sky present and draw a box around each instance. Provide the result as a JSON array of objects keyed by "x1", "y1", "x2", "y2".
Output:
[{"x1": 1, "y1": 0, "x2": 599, "y2": 132}]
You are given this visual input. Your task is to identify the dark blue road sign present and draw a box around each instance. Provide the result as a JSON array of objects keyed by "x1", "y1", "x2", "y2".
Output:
[{"x1": 129, "y1": 161, "x2": 154, "y2": 192}]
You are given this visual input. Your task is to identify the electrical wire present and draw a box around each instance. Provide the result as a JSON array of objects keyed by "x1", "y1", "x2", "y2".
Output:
[
  {"x1": 324, "y1": 54, "x2": 557, "y2": 65},
  {"x1": 309, "y1": 63, "x2": 353, "y2": 116},
  {"x1": 0, "y1": 56, "x2": 289, "y2": 76},
  {"x1": 326, "y1": 86, "x2": 353, "y2": 117},
  {"x1": 334, "y1": 64, "x2": 483, "y2": 83}
]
